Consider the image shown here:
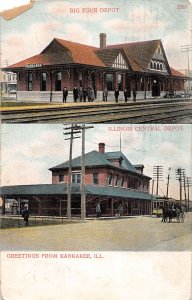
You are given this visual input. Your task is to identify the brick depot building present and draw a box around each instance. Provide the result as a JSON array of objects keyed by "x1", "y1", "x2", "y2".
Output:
[
  {"x1": 1, "y1": 143, "x2": 155, "y2": 217},
  {"x1": 3, "y1": 33, "x2": 187, "y2": 102}
]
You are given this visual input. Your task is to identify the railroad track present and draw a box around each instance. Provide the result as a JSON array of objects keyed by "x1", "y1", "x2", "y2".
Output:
[{"x1": 1, "y1": 99, "x2": 191, "y2": 123}]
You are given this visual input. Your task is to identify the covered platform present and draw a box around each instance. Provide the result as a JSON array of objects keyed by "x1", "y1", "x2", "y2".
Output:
[{"x1": 1, "y1": 183, "x2": 155, "y2": 217}]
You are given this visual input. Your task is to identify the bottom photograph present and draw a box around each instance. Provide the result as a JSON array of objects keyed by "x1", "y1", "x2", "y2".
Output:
[{"x1": 0, "y1": 123, "x2": 191, "y2": 251}]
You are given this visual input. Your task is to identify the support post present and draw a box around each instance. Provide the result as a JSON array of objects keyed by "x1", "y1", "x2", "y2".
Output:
[{"x1": 81, "y1": 124, "x2": 86, "y2": 221}]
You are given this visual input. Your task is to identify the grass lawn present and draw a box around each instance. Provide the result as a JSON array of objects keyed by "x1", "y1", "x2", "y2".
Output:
[{"x1": 0, "y1": 216, "x2": 78, "y2": 229}]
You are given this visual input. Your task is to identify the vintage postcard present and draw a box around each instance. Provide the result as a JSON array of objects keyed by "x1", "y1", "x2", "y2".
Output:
[
  {"x1": 0, "y1": 0, "x2": 192, "y2": 299},
  {"x1": 0, "y1": 123, "x2": 192, "y2": 299},
  {"x1": 0, "y1": 0, "x2": 191, "y2": 123}
]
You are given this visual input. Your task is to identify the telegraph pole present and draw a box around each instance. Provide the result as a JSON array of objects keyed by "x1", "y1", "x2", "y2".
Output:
[
  {"x1": 64, "y1": 124, "x2": 81, "y2": 220},
  {"x1": 186, "y1": 177, "x2": 192, "y2": 211},
  {"x1": 150, "y1": 179, "x2": 154, "y2": 216},
  {"x1": 166, "y1": 167, "x2": 171, "y2": 198},
  {"x1": 182, "y1": 171, "x2": 187, "y2": 210},
  {"x1": 181, "y1": 45, "x2": 192, "y2": 92},
  {"x1": 153, "y1": 166, "x2": 163, "y2": 195},
  {"x1": 77, "y1": 124, "x2": 94, "y2": 221},
  {"x1": 175, "y1": 168, "x2": 185, "y2": 206}
]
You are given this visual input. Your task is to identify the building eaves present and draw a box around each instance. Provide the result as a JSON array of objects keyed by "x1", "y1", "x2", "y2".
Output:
[
  {"x1": 1, "y1": 184, "x2": 156, "y2": 201},
  {"x1": 49, "y1": 150, "x2": 151, "y2": 178}
]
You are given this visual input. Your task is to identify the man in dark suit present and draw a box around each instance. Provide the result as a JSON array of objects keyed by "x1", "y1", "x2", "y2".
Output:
[
  {"x1": 73, "y1": 86, "x2": 79, "y2": 102},
  {"x1": 22, "y1": 206, "x2": 29, "y2": 226},
  {"x1": 63, "y1": 87, "x2": 68, "y2": 103},
  {"x1": 114, "y1": 88, "x2": 119, "y2": 103}
]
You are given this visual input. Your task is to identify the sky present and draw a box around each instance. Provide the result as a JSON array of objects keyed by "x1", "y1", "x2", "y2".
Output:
[
  {"x1": 0, "y1": 0, "x2": 192, "y2": 70},
  {"x1": 1, "y1": 124, "x2": 191, "y2": 200}
]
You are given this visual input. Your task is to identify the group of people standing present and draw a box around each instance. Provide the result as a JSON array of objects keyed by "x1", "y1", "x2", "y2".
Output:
[
  {"x1": 63, "y1": 86, "x2": 96, "y2": 103},
  {"x1": 63, "y1": 86, "x2": 137, "y2": 103},
  {"x1": 103, "y1": 88, "x2": 137, "y2": 103}
]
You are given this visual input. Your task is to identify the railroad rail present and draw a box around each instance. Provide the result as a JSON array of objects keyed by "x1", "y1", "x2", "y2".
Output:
[{"x1": 1, "y1": 98, "x2": 191, "y2": 123}]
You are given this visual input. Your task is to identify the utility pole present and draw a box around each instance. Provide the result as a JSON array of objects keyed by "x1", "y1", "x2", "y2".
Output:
[
  {"x1": 77, "y1": 124, "x2": 94, "y2": 221},
  {"x1": 182, "y1": 171, "x2": 187, "y2": 210},
  {"x1": 64, "y1": 124, "x2": 81, "y2": 220},
  {"x1": 153, "y1": 166, "x2": 163, "y2": 195},
  {"x1": 181, "y1": 45, "x2": 192, "y2": 93},
  {"x1": 166, "y1": 167, "x2": 171, "y2": 198},
  {"x1": 186, "y1": 177, "x2": 192, "y2": 211},
  {"x1": 175, "y1": 168, "x2": 185, "y2": 206},
  {"x1": 150, "y1": 179, "x2": 155, "y2": 216}
]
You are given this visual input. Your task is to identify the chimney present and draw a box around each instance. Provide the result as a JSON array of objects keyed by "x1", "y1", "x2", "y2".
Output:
[
  {"x1": 99, "y1": 33, "x2": 106, "y2": 49},
  {"x1": 98, "y1": 142, "x2": 105, "y2": 153}
]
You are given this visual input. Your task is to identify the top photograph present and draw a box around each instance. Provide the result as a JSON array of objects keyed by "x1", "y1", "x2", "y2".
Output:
[{"x1": 0, "y1": 0, "x2": 192, "y2": 123}]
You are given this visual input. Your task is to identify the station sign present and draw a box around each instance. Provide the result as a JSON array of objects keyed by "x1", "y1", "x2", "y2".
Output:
[{"x1": 26, "y1": 64, "x2": 43, "y2": 68}]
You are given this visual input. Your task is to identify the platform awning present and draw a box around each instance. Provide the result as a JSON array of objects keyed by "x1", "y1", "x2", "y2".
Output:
[{"x1": 1, "y1": 183, "x2": 156, "y2": 201}]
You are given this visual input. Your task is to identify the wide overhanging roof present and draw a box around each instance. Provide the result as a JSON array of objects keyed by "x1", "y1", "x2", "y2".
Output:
[
  {"x1": 2, "y1": 37, "x2": 188, "y2": 79},
  {"x1": 1, "y1": 184, "x2": 156, "y2": 201}
]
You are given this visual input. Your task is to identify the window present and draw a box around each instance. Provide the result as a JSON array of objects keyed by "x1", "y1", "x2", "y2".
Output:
[
  {"x1": 55, "y1": 72, "x2": 61, "y2": 91},
  {"x1": 153, "y1": 62, "x2": 157, "y2": 69},
  {"x1": 27, "y1": 72, "x2": 33, "y2": 91},
  {"x1": 115, "y1": 175, "x2": 119, "y2": 186},
  {"x1": 121, "y1": 177, "x2": 125, "y2": 187},
  {"x1": 105, "y1": 74, "x2": 113, "y2": 91},
  {"x1": 79, "y1": 72, "x2": 83, "y2": 87},
  {"x1": 59, "y1": 175, "x2": 64, "y2": 182},
  {"x1": 157, "y1": 63, "x2": 159, "y2": 70},
  {"x1": 108, "y1": 173, "x2": 113, "y2": 185},
  {"x1": 41, "y1": 72, "x2": 47, "y2": 91},
  {"x1": 140, "y1": 77, "x2": 144, "y2": 91},
  {"x1": 118, "y1": 74, "x2": 123, "y2": 91},
  {"x1": 93, "y1": 173, "x2": 99, "y2": 185},
  {"x1": 160, "y1": 64, "x2": 163, "y2": 70},
  {"x1": 72, "y1": 173, "x2": 81, "y2": 183},
  {"x1": 150, "y1": 62, "x2": 153, "y2": 69}
]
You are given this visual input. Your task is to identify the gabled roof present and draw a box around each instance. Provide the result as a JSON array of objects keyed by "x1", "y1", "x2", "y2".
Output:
[
  {"x1": 7, "y1": 38, "x2": 105, "y2": 69},
  {"x1": 97, "y1": 48, "x2": 125, "y2": 67},
  {"x1": 54, "y1": 38, "x2": 105, "y2": 67},
  {"x1": 1, "y1": 183, "x2": 155, "y2": 201},
  {"x1": 49, "y1": 150, "x2": 151, "y2": 178},
  {"x1": 107, "y1": 39, "x2": 170, "y2": 73},
  {"x1": 108, "y1": 40, "x2": 160, "y2": 69},
  {"x1": 105, "y1": 151, "x2": 138, "y2": 173},
  {"x1": 4, "y1": 37, "x2": 183, "y2": 78}
]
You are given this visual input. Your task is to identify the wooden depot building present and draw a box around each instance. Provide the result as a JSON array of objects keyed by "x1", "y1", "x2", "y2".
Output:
[{"x1": 2, "y1": 33, "x2": 188, "y2": 102}]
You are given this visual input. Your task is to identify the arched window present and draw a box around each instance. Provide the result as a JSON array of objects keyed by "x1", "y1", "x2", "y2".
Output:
[
  {"x1": 41, "y1": 72, "x2": 47, "y2": 91},
  {"x1": 157, "y1": 63, "x2": 159, "y2": 70},
  {"x1": 150, "y1": 62, "x2": 153, "y2": 69},
  {"x1": 79, "y1": 72, "x2": 83, "y2": 87},
  {"x1": 154, "y1": 62, "x2": 157, "y2": 69},
  {"x1": 160, "y1": 64, "x2": 163, "y2": 70},
  {"x1": 27, "y1": 72, "x2": 33, "y2": 91},
  {"x1": 55, "y1": 72, "x2": 61, "y2": 91}
]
